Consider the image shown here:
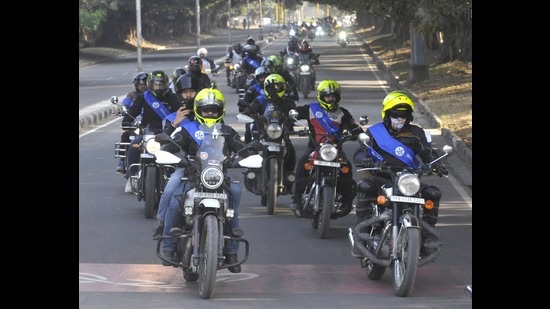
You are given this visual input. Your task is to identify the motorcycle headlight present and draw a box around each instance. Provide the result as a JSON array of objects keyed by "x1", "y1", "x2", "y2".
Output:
[
  {"x1": 286, "y1": 58, "x2": 294, "y2": 66},
  {"x1": 289, "y1": 29, "x2": 296, "y2": 36},
  {"x1": 397, "y1": 173, "x2": 421, "y2": 196},
  {"x1": 266, "y1": 123, "x2": 283, "y2": 139},
  {"x1": 300, "y1": 64, "x2": 310, "y2": 72},
  {"x1": 339, "y1": 31, "x2": 347, "y2": 39},
  {"x1": 201, "y1": 166, "x2": 224, "y2": 189},
  {"x1": 319, "y1": 144, "x2": 338, "y2": 161},
  {"x1": 144, "y1": 138, "x2": 161, "y2": 154},
  {"x1": 234, "y1": 63, "x2": 240, "y2": 70}
]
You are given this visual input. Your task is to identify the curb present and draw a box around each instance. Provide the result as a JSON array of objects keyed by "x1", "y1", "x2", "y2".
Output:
[
  {"x1": 79, "y1": 106, "x2": 118, "y2": 130},
  {"x1": 359, "y1": 31, "x2": 472, "y2": 169}
]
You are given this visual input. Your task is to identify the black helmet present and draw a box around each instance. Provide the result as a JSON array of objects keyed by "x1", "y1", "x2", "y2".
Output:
[
  {"x1": 243, "y1": 44, "x2": 257, "y2": 57},
  {"x1": 260, "y1": 59, "x2": 276, "y2": 73},
  {"x1": 147, "y1": 70, "x2": 169, "y2": 97},
  {"x1": 254, "y1": 66, "x2": 271, "y2": 85},
  {"x1": 171, "y1": 67, "x2": 186, "y2": 84},
  {"x1": 233, "y1": 43, "x2": 243, "y2": 54},
  {"x1": 174, "y1": 75, "x2": 199, "y2": 93},
  {"x1": 247, "y1": 37, "x2": 255, "y2": 45},
  {"x1": 188, "y1": 56, "x2": 203, "y2": 73},
  {"x1": 133, "y1": 72, "x2": 149, "y2": 92}
]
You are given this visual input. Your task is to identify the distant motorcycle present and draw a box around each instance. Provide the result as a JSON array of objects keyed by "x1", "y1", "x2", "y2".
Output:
[
  {"x1": 337, "y1": 30, "x2": 349, "y2": 47},
  {"x1": 294, "y1": 53, "x2": 320, "y2": 100}
]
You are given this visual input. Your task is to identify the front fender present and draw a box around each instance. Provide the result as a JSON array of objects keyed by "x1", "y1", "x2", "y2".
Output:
[{"x1": 400, "y1": 212, "x2": 421, "y2": 229}]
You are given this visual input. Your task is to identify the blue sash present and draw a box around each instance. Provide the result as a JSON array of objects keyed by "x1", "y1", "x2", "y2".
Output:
[
  {"x1": 252, "y1": 83, "x2": 263, "y2": 94},
  {"x1": 244, "y1": 57, "x2": 260, "y2": 70},
  {"x1": 369, "y1": 123, "x2": 420, "y2": 168},
  {"x1": 309, "y1": 103, "x2": 341, "y2": 140},
  {"x1": 164, "y1": 112, "x2": 190, "y2": 128},
  {"x1": 144, "y1": 91, "x2": 172, "y2": 119},
  {"x1": 182, "y1": 121, "x2": 202, "y2": 145}
]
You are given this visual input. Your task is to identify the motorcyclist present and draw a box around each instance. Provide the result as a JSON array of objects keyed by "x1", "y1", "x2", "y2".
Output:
[
  {"x1": 268, "y1": 54, "x2": 299, "y2": 102},
  {"x1": 182, "y1": 56, "x2": 211, "y2": 92},
  {"x1": 121, "y1": 70, "x2": 181, "y2": 193},
  {"x1": 246, "y1": 36, "x2": 262, "y2": 55},
  {"x1": 115, "y1": 71, "x2": 149, "y2": 173},
  {"x1": 289, "y1": 80, "x2": 364, "y2": 212},
  {"x1": 168, "y1": 67, "x2": 186, "y2": 94},
  {"x1": 241, "y1": 44, "x2": 264, "y2": 75},
  {"x1": 152, "y1": 75, "x2": 199, "y2": 240},
  {"x1": 239, "y1": 65, "x2": 272, "y2": 142},
  {"x1": 197, "y1": 47, "x2": 217, "y2": 80},
  {"x1": 281, "y1": 39, "x2": 299, "y2": 57},
  {"x1": 226, "y1": 43, "x2": 243, "y2": 86},
  {"x1": 241, "y1": 73, "x2": 297, "y2": 175},
  {"x1": 159, "y1": 88, "x2": 255, "y2": 273},
  {"x1": 296, "y1": 40, "x2": 319, "y2": 90},
  {"x1": 351, "y1": 90, "x2": 448, "y2": 256}
]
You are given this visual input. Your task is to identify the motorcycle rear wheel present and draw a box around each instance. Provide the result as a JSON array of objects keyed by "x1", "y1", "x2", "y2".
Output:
[
  {"x1": 392, "y1": 226, "x2": 421, "y2": 297},
  {"x1": 266, "y1": 157, "x2": 279, "y2": 215},
  {"x1": 198, "y1": 215, "x2": 219, "y2": 299}
]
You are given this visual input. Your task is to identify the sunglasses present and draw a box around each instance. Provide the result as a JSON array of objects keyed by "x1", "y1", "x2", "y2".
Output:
[{"x1": 388, "y1": 110, "x2": 409, "y2": 118}]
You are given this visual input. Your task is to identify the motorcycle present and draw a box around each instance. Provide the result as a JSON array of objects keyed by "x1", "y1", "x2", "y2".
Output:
[
  {"x1": 295, "y1": 53, "x2": 320, "y2": 100},
  {"x1": 348, "y1": 131, "x2": 453, "y2": 297},
  {"x1": 111, "y1": 95, "x2": 142, "y2": 178},
  {"x1": 289, "y1": 110, "x2": 357, "y2": 239},
  {"x1": 337, "y1": 30, "x2": 349, "y2": 47},
  {"x1": 130, "y1": 128, "x2": 177, "y2": 218},
  {"x1": 154, "y1": 126, "x2": 259, "y2": 299},
  {"x1": 236, "y1": 113, "x2": 307, "y2": 215}
]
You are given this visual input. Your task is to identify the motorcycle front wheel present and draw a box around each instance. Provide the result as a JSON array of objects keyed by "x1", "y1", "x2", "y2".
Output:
[
  {"x1": 317, "y1": 185, "x2": 334, "y2": 239},
  {"x1": 266, "y1": 157, "x2": 279, "y2": 215},
  {"x1": 144, "y1": 166, "x2": 159, "y2": 219},
  {"x1": 392, "y1": 226, "x2": 421, "y2": 297},
  {"x1": 198, "y1": 215, "x2": 219, "y2": 299}
]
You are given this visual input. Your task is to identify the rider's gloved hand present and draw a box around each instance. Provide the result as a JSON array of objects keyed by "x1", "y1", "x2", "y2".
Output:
[
  {"x1": 358, "y1": 157, "x2": 374, "y2": 168},
  {"x1": 431, "y1": 163, "x2": 448, "y2": 176}
]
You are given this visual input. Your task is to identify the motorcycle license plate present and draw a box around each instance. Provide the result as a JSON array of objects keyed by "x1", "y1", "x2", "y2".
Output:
[
  {"x1": 267, "y1": 145, "x2": 280, "y2": 152},
  {"x1": 194, "y1": 192, "x2": 227, "y2": 199},
  {"x1": 390, "y1": 195, "x2": 424, "y2": 204},
  {"x1": 300, "y1": 72, "x2": 311, "y2": 75},
  {"x1": 313, "y1": 160, "x2": 340, "y2": 167}
]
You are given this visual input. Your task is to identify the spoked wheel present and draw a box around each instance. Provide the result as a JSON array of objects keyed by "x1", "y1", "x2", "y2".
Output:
[
  {"x1": 392, "y1": 226, "x2": 421, "y2": 297},
  {"x1": 317, "y1": 186, "x2": 334, "y2": 239},
  {"x1": 266, "y1": 158, "x2": 278, "y2": 215},
  {"x1": 198, "y1": 215, "x2": 219, "y2": 299},
  {"x1": 144, "y1": 166, "x2": 159, "y2": 219}
]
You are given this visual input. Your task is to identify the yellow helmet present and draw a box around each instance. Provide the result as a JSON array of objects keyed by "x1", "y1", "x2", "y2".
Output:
[
  {"x1": 193, "y1": 88, "x2": 226, "y2": 127},
  {"x1": 264, "y1": 74, "x2": 286, "y2": 98},
  {"x1": 317, "y1": 80, "x2": 341, "y2": 111},
  {"x1": 381, "y1": 90, "x2": 414, "y2": 119}
]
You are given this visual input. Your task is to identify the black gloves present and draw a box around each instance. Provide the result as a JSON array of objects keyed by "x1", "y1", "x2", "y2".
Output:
[
  {"x1": 357, "y1": 157, "x2": 374, "y2": 168},
  {"x1": 431, "y1": 163, "x2": 448, "y2": 177},
  {"x1": 237, "y1": 99, "x2": 249, "y2": 112}
]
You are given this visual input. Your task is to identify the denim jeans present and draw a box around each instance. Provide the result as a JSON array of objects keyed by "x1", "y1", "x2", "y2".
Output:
[
  {"x1": 157, "y1": 167, "x2": 185, "y2": 224},
  {"x1": 125, "y1": 135, "x2": 142, "y2": 179},
  {"x1": 162, "y1": 180, "x2": 242, "y2": 255}
]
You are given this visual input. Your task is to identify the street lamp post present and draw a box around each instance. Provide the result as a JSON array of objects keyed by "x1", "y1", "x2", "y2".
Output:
[
  {"x1": 196, "y1": 0, "x2": 201, "y2": 48},
  {"x1": 246, "y1": 0, "x2": 250, "y2": 38},
  {"x1": 136, "y1": 0, "x2": 142, "y2": 72},
  {"x1": 259, "y1": 0, "x2": 263, "y2": 40},
  {"x1": 228, "y1": 0, "x2": 231, "y2": 44}
]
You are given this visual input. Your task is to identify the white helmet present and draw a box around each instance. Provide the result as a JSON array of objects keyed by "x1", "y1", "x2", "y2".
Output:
[{"x1": 197, "y1": 48, "x2": 208, "y2": 58}]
